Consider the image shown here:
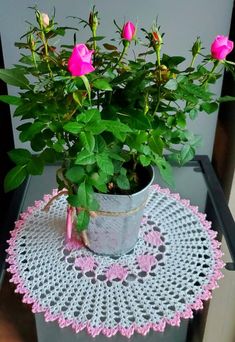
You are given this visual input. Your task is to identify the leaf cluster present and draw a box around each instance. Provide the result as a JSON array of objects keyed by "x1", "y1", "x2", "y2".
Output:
[{"x1": 0, "y1": 7, "x2": 234, "y2": 231}]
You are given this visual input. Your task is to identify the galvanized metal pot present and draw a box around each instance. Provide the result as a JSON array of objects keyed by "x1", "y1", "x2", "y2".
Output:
[{"x1": 87, "y1": 166, "x2": 154, "y2": 256}]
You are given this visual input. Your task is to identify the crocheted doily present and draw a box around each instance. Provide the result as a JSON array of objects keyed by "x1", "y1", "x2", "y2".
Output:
[{"x1": 6, "y1": 184, "x2": 224, "y2": 338}]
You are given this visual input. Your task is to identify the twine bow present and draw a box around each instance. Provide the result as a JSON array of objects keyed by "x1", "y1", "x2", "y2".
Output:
[{"x1": 42, "y1": 190, "x2": 147, "y2": 247}]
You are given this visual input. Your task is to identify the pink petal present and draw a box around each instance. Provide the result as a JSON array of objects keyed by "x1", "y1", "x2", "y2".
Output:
[{"x1": 68, "y1": 43, "x2": 95, "y2": 76}]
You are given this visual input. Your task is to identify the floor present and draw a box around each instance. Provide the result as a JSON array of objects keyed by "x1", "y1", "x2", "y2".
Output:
[{"x1": 0, "y1": 271, "x2": 37, "y2": 342}]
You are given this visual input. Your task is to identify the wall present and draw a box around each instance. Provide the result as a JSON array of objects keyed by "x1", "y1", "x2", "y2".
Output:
[{"x1": 0, "y1": 0, "x2": 233, "y2": 155}]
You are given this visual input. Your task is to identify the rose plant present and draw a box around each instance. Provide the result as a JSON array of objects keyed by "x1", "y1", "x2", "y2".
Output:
[{"x1": 0, "y1": 7, "x2": 235, "y2": 234}]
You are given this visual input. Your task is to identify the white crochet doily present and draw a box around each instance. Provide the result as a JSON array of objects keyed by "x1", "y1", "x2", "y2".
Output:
[{"x1": 6, "y1": 184, "x2": 224, "y2": 337}]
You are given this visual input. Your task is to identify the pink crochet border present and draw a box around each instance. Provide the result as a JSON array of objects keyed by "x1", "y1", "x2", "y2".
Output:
[{"x1": 5, "y1": 185, "x2": 225, "y2": 338}]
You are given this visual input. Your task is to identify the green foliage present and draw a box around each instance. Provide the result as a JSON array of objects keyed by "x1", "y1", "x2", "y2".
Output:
[
  {"x1": 0, "y1": 69, "x2": 30, "y2": 89},
  {"x1": 4, "y1": 166, "x2": 27, "y2": 192},
  {"x1": 0, "y1": 7, "x2": 234, "y2": 231}
]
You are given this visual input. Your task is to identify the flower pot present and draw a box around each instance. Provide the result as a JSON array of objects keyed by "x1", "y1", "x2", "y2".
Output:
[{"x1": 86, "y1": 166, "x2": 155, "y2": 256}]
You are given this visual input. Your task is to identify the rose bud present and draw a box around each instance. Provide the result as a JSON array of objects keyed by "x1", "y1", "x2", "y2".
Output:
[
  {"x1": 68, "y1": 44, "x2": 95, "y2": 77},
  {"x1": 121, "y1": 21, "x2": 136, "y2": 41},
  {"x1": 211, "y1": 35, "x2": 234, "y2": 60},
  {"x1": 41, "y1": 13, "x2": 50, "y2": 27},
  {"x1": 89, "y1": 10, "x2": 99, "y2": 33},
  {"x1": 192, "y1": 37, "x2": 202, "y2": 57},
  {"x1": 152, "y1": 31, "x2": 162, "y2": 45}
]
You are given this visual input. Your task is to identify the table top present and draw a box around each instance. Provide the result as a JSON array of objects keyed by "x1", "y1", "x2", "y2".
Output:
[{"x1": 4, "y1": 157, "x2": 228, "y2": 336}]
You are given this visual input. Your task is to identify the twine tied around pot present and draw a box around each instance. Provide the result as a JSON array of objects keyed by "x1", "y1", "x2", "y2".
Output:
[{"x1": 42, "y1": 190, "x2": 147, "y2": 247}]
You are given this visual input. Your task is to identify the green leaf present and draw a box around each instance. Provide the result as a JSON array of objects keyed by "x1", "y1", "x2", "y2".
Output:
[
  {"x1": 96, "y1": 154, "x2": 114, "y2": 175},
  {"x1": 65, "y1": 166, "x2": 85, "y2": 183},
  {"x1": 176, "y1": 112, "x2": 186, "y2": 128},
  {"x1": 103, "y1": 43, "x2": 117, "y2": 50},
  {"x1": 123, "y1": 110, "x2": 151, "y2": 130},
  {"x1": 13, "y1": 102, "x2": 34, "y2": 117},
  {"x1": 93, "y1": 78, "x2": 112, "y2": 91},
  {"x1": 4, "y1": 165, "x2": 27, "y2": 192},
  {"x1": 164, "y1": 79, "x2": 178, "y2": 90},
  {"x1": 30, "y1": 134, "x2": 46, "y2": 152},
  {"x1": 40, "y1": 148, "x2": 57, "y2": 163},
  {"x1": 77, "y1": 109, "x2": 101, "y2": 123},
  {"x1": 52, "y1": 140, "x2": 65, "y2": 153},
  {"x1": 178, "y1": 78, "x2": 213, "y2": 102},
  {"x1": 180, "y1": 145, "x2": 195, "y2": 164},
  {"x1": 53, "y1": 27, "x2": 66, "y2": 36},
  {"x1": 80, "y1": 131, "x2": 95, "y2": 152},
  {"x1": 154, "y1": 157, "x2": 174, "y2": 187},
  {"x1": 109, "y1": 152, "x2": 125, "y2": 161},
  {"x1": 67, "y1": 194, "x2": 80, "y2": 207},
  {"x1": 218, "y1": 96, "x2": 235, "y2": 103},
  {"x1": 116, "y1": 174, "x2": 130, "y2": 190},
  {"x1": 189, "y1": 108, "x2": 198, "y2": 120},
  {"x1": 87, "y1": 35, "x2": 105, "y2": 42},
  {"x1": 80, "y1": 75, "x2": 91, "y2": 102},
  {"x1": 76, "y1": 210, "x2": 90, "y2": 232},
  {"x1": 72, "y1": 92, "x2": 83, "y2": 106},
  {"x1": 27, "y1": 156, "x2": 44, "y2": 175},
  {"x1": 19, "y1": 122, "x2": 45, "y2": 142},
  {"x1": 16, "y1": 123, "x2": 31, "y2": 132},
  {"x1": 149, "y1": 133, "x2": 164, "y2": 155},
  {"x1": 0, "y1": 69, "x2": 29, "y2": 89},
  {"x1": 15, "y1": 42, "x2": 29, "y2": 49},
  {"x1": 200, "y1": 102, "x2": 218, "y2": 114},
  {"x1": 63, "y1": 122, "x2": 83, "y2": 134},
  {"x1": 162, "y1": 54, "x2": 185, "y2": 67},
  {"x1": 0, "y1": 95, "x2": 22, "y2": 106},
  {"x1": 87, "y1": 121, "x2": 106, "y2": 135},
  {"x1": 105, "y1": 120, "x2": 132, "y2": 141},
  {"x1": 8, "y1": 149, "x2": 31, "y2": 165},
  {"x1": 77, "y1": 181, "x2": 90, "y2": 207},
  {"x1": 139, "y1": 155, "x2": 152, "y2": 166},
  {"x1": 89, "y1": 172, "x2": 108, "y2": 193},
  {"x1": 95, "y1": 136, "x2": 107, "y2": 152},
  {"x1": 88, "y1": 197, "x2": 100, "y2": 211},
  {"x1": 190, "y1": 134, "x2": 202, "y2": 148},
  {"x1": 105, "y1": 120, "x2": 132, "y2": 133},
  {"x1": 75, "y1": 150, "x2": 96, "y2": 165}
]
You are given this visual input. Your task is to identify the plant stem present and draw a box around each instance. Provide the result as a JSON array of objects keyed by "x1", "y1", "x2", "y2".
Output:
[
  {"x1": 112, "y1": 44, "x2": 128, "y2": 71},
  {"x1": 92, "y1": 30, "x2": 97, "y2": 51},
  {"x1": 190, "y1": 55, "x2": 196, "y2": 68},
  {"x1": 201, "y1": 60, "x2": 220, "y2": 86},
  {"x1": 156, "y1": 47, "x2": 161, "y2": 67},
  {"x1": 153, "y1": 86, "x2": 161, "y2": 115},
  {"x1": 41, "y1": 30, "x2": 53, "y2": 78},
  {"x1": 97, "y1": 90, "x2": 100, "y2": 110}
]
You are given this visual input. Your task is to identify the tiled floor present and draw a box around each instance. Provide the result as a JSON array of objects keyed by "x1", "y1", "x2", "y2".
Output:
[{"x1": 0, "y1": 271, "x2": 37, "y2": 342}]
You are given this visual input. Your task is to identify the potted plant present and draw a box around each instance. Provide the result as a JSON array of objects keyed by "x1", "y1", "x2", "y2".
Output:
[{"x1": 1, "y1": 7, "x2": 234, "y2": 255}]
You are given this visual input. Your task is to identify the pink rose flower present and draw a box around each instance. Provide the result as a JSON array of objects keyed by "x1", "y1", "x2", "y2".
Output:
[
  {"x1": 121, "y1": 21, "x2": 136, "y2": 41},
  {"x1": 68, "y1": 44, "x2": 95, "y2": 77},
  {"x1": 211, "y1": 35, "x2": 234, "y2": 60}
]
